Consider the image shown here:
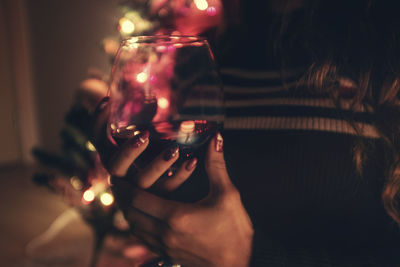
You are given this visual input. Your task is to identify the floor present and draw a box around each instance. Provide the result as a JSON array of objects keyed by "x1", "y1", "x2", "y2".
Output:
[
  {"x1": 0, "y1": 165, "x2": 136, "y2": 267},
  {"x1": 0, "y1": 165, "x2": 67, "y2": 266}
]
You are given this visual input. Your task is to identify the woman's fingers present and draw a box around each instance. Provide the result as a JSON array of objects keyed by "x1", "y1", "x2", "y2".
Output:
[
  {"x1": 111, "y1": 140, "x2": 195, "y2": 191},
  {"x1": 153, "y1": 158, "x2": 197, "y2": 192},
  {"x1": 108, "y1": 131, "x2": 150, "y2": 177},
  {"x1": 135, "y1": 144, "x2": 180, "y2": 188}
]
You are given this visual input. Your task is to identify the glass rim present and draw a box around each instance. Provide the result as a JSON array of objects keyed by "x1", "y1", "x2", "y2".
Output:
[{"x1": 120, "y1": 35, "x2": 208, "y2": 46}]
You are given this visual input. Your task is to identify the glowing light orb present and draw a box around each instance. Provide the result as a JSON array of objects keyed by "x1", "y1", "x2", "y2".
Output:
[
  {"x1": 70, "y1": 176, "x2": 83, "y2": 190},
  {"x1": 100, "y1": 192, "x2": 114, "y2": 206},
  {"x1": 83, "y1": 189, "x2": 95, "y2": 202},
  {"x1": 206, "y1": 6, "x2": 217, "y2": 16},
  {"x1": 119, "y1": 18, "x2": 135, "y2": 35},
  {"x1": 157, "y1": 97, "x2": 169, "y2": 109},
  {"x1": 194, "y1": 0, "x2": 208, "y2": 10},
  {"x1": 180, "y1": 120, "x2": 195, "y2": 133},
  {"x1": 136, "y1": 72, "x2": 148, "y2": 83}
]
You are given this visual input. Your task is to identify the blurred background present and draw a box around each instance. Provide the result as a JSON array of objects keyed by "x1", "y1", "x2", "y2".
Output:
[{"x1": 0, "y1": 0, "x2": 223, "y2": 266}]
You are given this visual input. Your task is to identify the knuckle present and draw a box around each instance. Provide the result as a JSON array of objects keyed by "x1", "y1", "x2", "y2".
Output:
[
  {"x1": 167, "y1": 210, "x2": 187, "y2": 230},
  {"x1": 135, "y1": 176, "x2": 151, "y2": 189},
  {"x1": 152, "y1": 161, "x2": 167, "y2": 174},
  {"x1": 161, "y1": 230, "x2": 178, "y2": 249}
]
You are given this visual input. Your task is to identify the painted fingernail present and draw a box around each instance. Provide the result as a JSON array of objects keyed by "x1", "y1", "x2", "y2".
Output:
[
  {"x1": 94, "y1": 97, "x2": 109, "y2": 114},
  {"x1": 215, "y1": 132, "x2": 223, "y2": 152},
  {"x1": 185, "y1": 157, "x2": 197, "y2": 171},
  {"x1": 132, "y1": 130, "x2": 149, "y2": 148},
  {"x1": 163, "y1": 144, "x2": 179, "y2": 161}
]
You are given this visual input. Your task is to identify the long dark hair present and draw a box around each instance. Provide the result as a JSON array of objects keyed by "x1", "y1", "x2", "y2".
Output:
[
  {"x1": 293, "y1": 0, "x2": 400, "y2": 225},
  {"x1": 220, "y1": 0, "x2": 400, "y2": 224}
]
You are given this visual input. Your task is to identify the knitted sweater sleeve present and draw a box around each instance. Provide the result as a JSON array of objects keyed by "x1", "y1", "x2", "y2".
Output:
[{"x1": 250, "y1": 229, "x2": 399, "y2": 267}]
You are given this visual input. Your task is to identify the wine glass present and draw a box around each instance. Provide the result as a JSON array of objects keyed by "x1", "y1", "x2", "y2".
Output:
[
  {"x1": 107, "y1": 36, "x2": 224, "y2": 266},
  {"x1": 107, "y1": 36, "x2": 224, "y2": 173}
]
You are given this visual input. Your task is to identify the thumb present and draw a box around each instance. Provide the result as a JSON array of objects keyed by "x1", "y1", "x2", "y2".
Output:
[{"x1": 205, "y1": 133, "x2": 233, "y2": 196}]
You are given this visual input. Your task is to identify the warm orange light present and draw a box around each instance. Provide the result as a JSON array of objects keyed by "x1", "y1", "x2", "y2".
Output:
[
  {"x1": 157, "y1": 97, "x2": 169, "y2": 109},
  {"x1": 70, "y1": 176, "x2": 83, "y2": 190},
  {"x1": 83, "y1": 189, "x2": 95, "y2": 202},
  {"x1": 194, "y1": 0, "x2": 208, "y2": 10},
  {"x1": 119, "y1": 17, "x2": 135, "y2": 35},
  {"x1": 103, "y1": 39, "x2": 120, "y2": 55},
  {"x1": 100, "y1": 192, "x2": 114, "y2": 206},
  {"x1": 136, "y1": 72, "x2": 148, "y2": 83},
  {"x1": 180, "y1": 120, "x2": 195, "y2": 133}
]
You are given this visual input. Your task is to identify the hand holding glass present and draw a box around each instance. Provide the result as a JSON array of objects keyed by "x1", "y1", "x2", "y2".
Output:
[{"x1": 107, "y1": 36, "x2": 224, "y2": 176}]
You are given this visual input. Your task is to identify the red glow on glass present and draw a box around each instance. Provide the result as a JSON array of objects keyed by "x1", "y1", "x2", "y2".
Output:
[
  {"x1": 156, "y1": 45, "x2": 167, "y2": 53},
  {"x1": 149, "y1": 75, "x2": 157, "y2": 84},
  {"x1": 206, "y1": 6, "x2": 217, "y2": 16},
  {"x1": 167, "y1": 45, "x2": 176, "y2": 52}
]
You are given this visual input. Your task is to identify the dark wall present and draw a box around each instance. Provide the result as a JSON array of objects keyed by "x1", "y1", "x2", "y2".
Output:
[{"x1": 26, "y1": 0, "x2": 121, "y2": 152}]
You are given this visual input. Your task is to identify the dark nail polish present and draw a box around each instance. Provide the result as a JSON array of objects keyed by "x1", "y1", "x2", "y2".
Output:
[
  {"x1": 163, "y1": 144, "x2": 179, "y2": 161},
  {"x1": 95, "y1": 97, "x2": 110, "y2": 114},
  {"x1": 215, "y1": 133, "x2": 223, "y2": 152},
  {"x1": 132, "y1": 130, "x2": 149, "y2": 147},
  {"x1": 185, "y1": 158, "x2": 197, "y2": 171}
]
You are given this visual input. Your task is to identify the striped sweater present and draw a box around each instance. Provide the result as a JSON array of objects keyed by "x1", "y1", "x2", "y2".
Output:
[{"x1": 216, "y1": 67, "x2": 400, "y2": 266}]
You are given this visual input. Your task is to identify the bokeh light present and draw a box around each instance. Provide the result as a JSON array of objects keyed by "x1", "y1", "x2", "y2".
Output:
[
  {"x1": 100, "y1": 192, "x2": 114, "y2": 206},
  {"x1": 119, "y1": 17, "x2": 135, "y2": 35},
  {"x1": 83, "y1": 189, "x2": 95, "y2": 202},
  {"x1": 157, "y1": 97, "x2": 169, "y2": 109},
  {"x1": 136, "y1": 72, "x2": 148, "y2": 83},
  {"x1": 194, "y1": 0, "x2": 208, "y2": 11},
  {"x1": 70, "y1": 176, "x2": 83, "y2": 190},
  {"x1": 85, "y1": 141, "x2": 96, "y2": 152}
]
